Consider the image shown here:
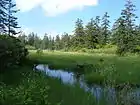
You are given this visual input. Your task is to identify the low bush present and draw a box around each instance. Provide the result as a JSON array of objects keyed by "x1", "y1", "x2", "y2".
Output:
[
  {"x1": 103, "y1": 44, "x2": 116, "y2": 48},
  {"x1": 133, "y1": 45, "x2": 140, "y2": 53},
  {"x1": 0, "y1": 35, "x2": 28, "y2": 71},
  {"x1": 25, "y1": 45, "x2": 36, "y2": 50},
  {"x1": 36, "y1": 49, "x2": 43, "y2": 55},
  {"x1": 0, "y1": 66, "x2": 96, "y2": 105},
  {"x1": 0, "y1": 69, "x2": 50, "y2": 105}
]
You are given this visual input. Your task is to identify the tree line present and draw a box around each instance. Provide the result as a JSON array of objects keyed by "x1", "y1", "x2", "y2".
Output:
[
  {"x1": 18, "y1": 0, "x2": 140, "y2": 55},
  {"x1": 1, "y1": 0, "x2": 140, "y2": 55}
]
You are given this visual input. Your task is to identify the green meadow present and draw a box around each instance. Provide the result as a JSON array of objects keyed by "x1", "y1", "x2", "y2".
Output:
[
  {"x1": 1, "y1": 50, "x2": 140, "y2": 105},
  {"x1": 29, "y1": 50, "x2": 140, "y2": 86}
]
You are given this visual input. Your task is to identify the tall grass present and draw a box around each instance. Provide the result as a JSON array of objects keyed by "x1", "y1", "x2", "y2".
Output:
[
  {"x1": 29, "y1": 50, "x2": 140, "y2": 85},
  {"x1": 0, "y1": 66, "x2": 97, "y2": 105}
]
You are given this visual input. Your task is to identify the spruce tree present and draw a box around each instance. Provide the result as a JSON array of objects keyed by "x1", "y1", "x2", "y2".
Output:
[
  {"x1": 0, "y1": 0, "x2": 8, "y2": 34},
  {"x1": 18, "y1": 32, "x2": 27, "y2": 44},
  {"x1": 93, "y1": 16, "x2": 101, "y2": 48},
  {"x1": 115, "y1": 0, "x2": 137, "y2": 55},
  {"x1": 85, "y1": 16, "x2": 101, "y2": 49},
  {"x1": 101, "y1": 12, "x2": 110, "y2": 45},
  {"x1": 27, "y1": 32, "x2": 35, "y2": 46},
  {"x1": 61, "y1": 32, "x2": 70, "y2": 50},
  {"x1": 41, "y1": 34, "x2": 49, "y2": 49},
  {"x1": 85, "y1": 18, "x2": 96, "y2": 49},
  {"x1": 6, "y1": 0, "x2": 20, "y2": 35},
  {"x1": 34, "y1": 34, "x2": 41, "y2": 49},
  {"x1": 74, "y1": 18, "x2": 85, "y2": 48},
  {"x1": 55, "y1": 35, "x2": 61, "y2": 50}
]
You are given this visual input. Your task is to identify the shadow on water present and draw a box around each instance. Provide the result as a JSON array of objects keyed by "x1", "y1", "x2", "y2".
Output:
[{"x1": 35, "y1": 64, "x2": 140, "y2": 105}]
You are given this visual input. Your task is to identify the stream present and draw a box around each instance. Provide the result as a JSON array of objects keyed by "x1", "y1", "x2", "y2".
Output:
[{"x1": 35, "y1": 64, "x2": 140, "y2": 105}]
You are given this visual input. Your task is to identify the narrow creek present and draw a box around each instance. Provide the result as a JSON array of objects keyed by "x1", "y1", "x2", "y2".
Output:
[{"x1": 35, "y1": 64, "x2": 140, "y2": 105}]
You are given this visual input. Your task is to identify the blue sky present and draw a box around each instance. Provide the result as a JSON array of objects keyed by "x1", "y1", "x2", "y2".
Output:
[{"x1": 15, "y1": 0, "x2": 140, "y2": 37}]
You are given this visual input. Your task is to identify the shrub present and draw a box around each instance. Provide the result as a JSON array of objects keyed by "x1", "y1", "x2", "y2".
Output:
[
  {"x1": 133, "y1": 45, "x2": 140, "y2": 53},
  {"x1": 78, "y1": 48, "x2": 87, "y2": 52},
  {"x1": 0, "y1": 71, "x2": 50, "y2": 105},
  {"x1": 25, "y1": 45, "x2": 36, "y2": 50},
  {"x1": 0, "y1": 35, "x2": 28, "y2": 71},
  {"x1": 36, "y1": 49, "x2": 43, "y2": 55},
  {"x1": 103, "y1": 44, "x2": 116, "y2": 48}
]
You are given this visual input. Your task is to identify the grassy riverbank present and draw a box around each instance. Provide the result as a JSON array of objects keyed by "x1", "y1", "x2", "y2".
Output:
[
  {"x1": 29, "y1": 50, "x2": 140, "y2": 86},
  {"x1": 0, "y1": 65, "x2": 96, "y2": 105},
  {"x1": 1, "y1": 50, "x2": 140, "y2": 105}
]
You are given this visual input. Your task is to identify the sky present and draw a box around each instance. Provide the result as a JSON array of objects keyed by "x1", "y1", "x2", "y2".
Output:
[{"x1": 15, "y1": 0, "x2": 140, "y2": 37}]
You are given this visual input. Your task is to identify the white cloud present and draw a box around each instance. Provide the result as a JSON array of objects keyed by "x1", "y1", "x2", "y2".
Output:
[
  {"x1": 15, "y1": 0, "x2": 44, "y2": 12},
  {"x1": 15, "y1": 0, "x2": 98, "y2": 16}
]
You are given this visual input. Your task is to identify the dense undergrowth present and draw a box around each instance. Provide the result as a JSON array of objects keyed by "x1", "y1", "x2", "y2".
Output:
[
  {"x1": 1, "y1": 50, "x2": 140, "y2": 105},
  {"x1": 0, "y1": 65, "x2": 96, "y2": 105},
  {"x1": 0, "y1": 35, "x2": 28, "y2": 72}
]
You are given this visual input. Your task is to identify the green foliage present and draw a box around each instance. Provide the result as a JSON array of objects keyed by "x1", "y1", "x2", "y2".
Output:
[
  {"x1": 41, "y1": 34, "x2": 49, "y2": 50},
  {"x1": 27, "y1": 32, "x2": 35, "y2": 46},
  {"x1": 6, "y1": 0, "x2": 20, "y2": 35},
  {"x1": 133, "y1": 45, "x2": 140, "y2": 53},
  {"x1": 25, "y1": 45, "x2": 36, "y2": 50},
  {"x1": 0, "y1": 66, "x2": 96, "y2": 105},
  {"x1": 61, "y1": 33, "x2": 71, "y2": 50},
  {"x1": 79, "y1": 48, "x2": 87, "y2": 52},
  {"x1": 84, "y1": 17, "x2": 101, "y2": 49},
  {"x1": 55, "y1": 35, "x2": 61, "y2": 50},
  {"x1": 100, "y1": 12, "x2": 110, "y2": 45},
  {"x1": 18, "y1": 33, "x2": 27, "y2": 44},
  {"x1": 0, "y1": 0, "x2": 7, "y2": 34},
  {"x1": 0, "y1": 0, "x2": 20, "y2": 35},
  {"x1": 85, "y1": 73, "x2": 105, "y2": 85},
  {"x1": 29, "y1": 51, "x2": 140, "y2": 85},
  {"x1": 0, "y1": 67, "x2": 50, "y2": 105},
  {"x1": 5, "y1": 0, "x2": 139, "y2": 55},
  {"x1": 36, "y1": 49, "x2": 43, "y2": 55},
  {"x1": 103, "y1": 44, "x2": 115, "y2": 48},
  {"x1": 114, "y1": 0, "x2": 138, "y2": 55},
  {"x1": 74, "y1": 18, "x2": 85, "y2": 47},
  {"x1": 0, "y1": 35, "x2": 28, "y2": 71},
  {"x1": 18, "y1": 1, "x2": 139, "y2": 55}
]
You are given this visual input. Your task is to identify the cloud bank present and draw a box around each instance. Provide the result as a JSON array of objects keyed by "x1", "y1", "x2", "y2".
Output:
[{"x1": 15, "y1": 0, "x2": 98, "y2": 16}]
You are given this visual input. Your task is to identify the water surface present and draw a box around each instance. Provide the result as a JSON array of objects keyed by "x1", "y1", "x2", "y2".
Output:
[{"x1": 35, "y1": 64, "x2": 140, "y2": 105}]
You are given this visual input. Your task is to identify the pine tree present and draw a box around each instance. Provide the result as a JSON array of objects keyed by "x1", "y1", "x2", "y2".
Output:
[
  {"x1": 74, "y1": 18, "x2": 85, "y2": 47},
  {"x1": 27, "y1": 32, "x2": 35, "y2": 46},
  {"x1": 48, "y1": 35, "x2": 55, "y2": 50},
  {"x1": 61, "y1": 32, "x2": 70, "y2": 51},
  {"x1": 0, "y1": 0, "x2": 8, "y2": 34},
  {"x1": 85, "y1": 18, "x2": 96, "y2": 49},
  {"x1": 94, "y1": 16, "x2": 101, "y2": 47},
  {"x1": 115, "y1": 0, "x2": 137, "y2": 55},
  {"x1": 41, "y1": 33, "x2": 49, "y2": 49},
  {"x1": 6, "y1": 0, "x2": 20, "y2": 35},
  {"x1": 134, "y1": 25, "x2": 140, "y2": 46},
  {"x1": 101, "y1": 12, "x2": 110, "y2": 45},
  {"x1": 55, "y1": 35, "x2": 61, "y2": 50},
  {"x1": 51, "y1": 37, "x2": 55, "y2": 51},
  {"x1": 18, "y1": 32, "x2": 27, "y2": 44},
  {"x1": 34, "y1": 34, "x2": 41, "y2": 49}
]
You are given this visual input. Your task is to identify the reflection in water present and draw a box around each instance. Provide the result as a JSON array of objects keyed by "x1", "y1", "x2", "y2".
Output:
[{"x1": 35, "y1": 64, "x2": 140, "y2": 105}]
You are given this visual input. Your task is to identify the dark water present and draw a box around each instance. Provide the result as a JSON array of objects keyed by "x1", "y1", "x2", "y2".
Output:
[{"x1": 35, "y1": 64, "x2": 140, "y2": 105}]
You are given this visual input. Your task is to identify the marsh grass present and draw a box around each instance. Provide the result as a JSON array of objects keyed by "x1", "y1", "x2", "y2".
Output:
[
  {"x1": 29, "y1": 51, "x2": 140, "y2": 85},
  {"x1": 0, "y1": 66, "x2": 97, "y2": 105}
]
